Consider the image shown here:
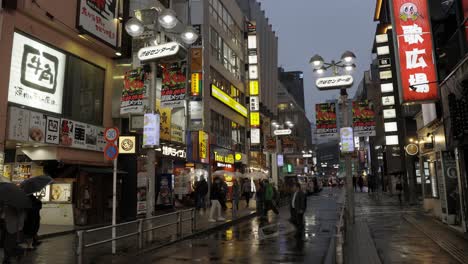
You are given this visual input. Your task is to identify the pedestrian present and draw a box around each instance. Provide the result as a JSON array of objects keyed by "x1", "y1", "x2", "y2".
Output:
[
  {"x1": 396, "y1": 177, "x2": 403, "y2": 206},
  {"x1": 242, "y1": 178, "x2": 252, "y2": 208},
  {"x1": 219, "y1": 179, "x2": 228, "y2": 211},
  {"x1": 358, "y1": 175, "x2": 364, "y2": 192},
  {"x1": 290, "y1": 183, "x2": 306, "y2": 230},
  {"x1": 232, "y1": 178, "x2": 241, "y2": 217},
  {"x1": 23, "y1": 195, "x2": 42, "y2": 250},
  {"x1": 256, "y1": 180, "x2": 265, "y2": 217},
  {"x1": 208, "y1": 177, "x2": 225, "y2": 222},
  {"x1": 195, "y1": 178, "x2": 208, "y2": 211},
  {"x1": 263, "y1": 180, "x2": 279, "y2": 217},
  {"x1": 353, "y1": 175, "x2": 357, "y2": 191},
  {"x1": 1, "y1": 204, "x2": 25, "y2": 264}
]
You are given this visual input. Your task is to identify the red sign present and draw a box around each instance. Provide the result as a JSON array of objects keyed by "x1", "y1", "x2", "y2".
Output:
[
  {"x1": 392, "y1": 0, "x2": 438, "y2": 103},
  {"x1": 104, "y1": 127, "x2": 119, "y2": 142},
  {"x1": 104, "y1": 143, "x2": 118, "y2": 160}
]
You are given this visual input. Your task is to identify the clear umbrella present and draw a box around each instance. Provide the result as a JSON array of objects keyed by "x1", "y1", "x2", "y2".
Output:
[{"x1": 243, "y1": 171, "x2": 268, "y2": 180}]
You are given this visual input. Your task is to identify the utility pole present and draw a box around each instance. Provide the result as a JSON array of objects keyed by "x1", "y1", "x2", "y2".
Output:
[
  {"x1": 341, "y1": 88, "x2": 354, "y2": 224},
  {"x1": 147, "y1": 62, "x2": 158, "y2": 221}
]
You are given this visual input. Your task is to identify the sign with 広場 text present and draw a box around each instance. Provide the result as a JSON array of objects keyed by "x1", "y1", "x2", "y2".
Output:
[
  {"x1": 77, "y1": 0, "x2": 119, "y2": 47},
  {"x1": 315, "y1": 75, "x2": 353, "y2": 90},
  {"x1": 273, "y1": 129, "x2": 292, "y2": 136},
  {"x1": 390, "y1": 0, "x2": 438, "y2": 103},
  {"x1": 8, "y1": 32, "x2": 66, "y2": 114}
]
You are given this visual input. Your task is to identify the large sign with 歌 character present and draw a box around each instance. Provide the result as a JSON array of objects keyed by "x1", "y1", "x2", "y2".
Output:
[
  {"x1": 316, "y1": 103, "x2": 338, "y2": 139},
  {"x1": 77, "y1": 0, "x2": 119, "y2": 47},
  {"x1": 8, "y1": 32, "x2": 66, "y2": 114},
  {"x1": 391, "y1": 0, "x2": 438, "y2": 103}
]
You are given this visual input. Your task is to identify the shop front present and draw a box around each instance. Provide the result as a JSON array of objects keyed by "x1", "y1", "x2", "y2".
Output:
[{"x1": 211, "y1": 147, "x2": 235, "y2": 199}]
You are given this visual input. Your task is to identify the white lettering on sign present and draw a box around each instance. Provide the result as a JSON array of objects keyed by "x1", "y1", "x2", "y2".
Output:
[
  {"x1": 161, "y1": 146, "x2": 186, "y2": 158},
  {"x1": 405, "y1": 48, "x2": 427, "y2": 69},
  {"x1": 138, "y1": 42, "x2": 180, "y2": 62},
  {"x1": 402, "y1": 24, "x2": 423, "y2": 44},
  {"x1": 273, "y1": 129, "x2": 292, "y2": 136},
  {"x1": 315, "y1": 75, "x2": 353, "y2": 90}
]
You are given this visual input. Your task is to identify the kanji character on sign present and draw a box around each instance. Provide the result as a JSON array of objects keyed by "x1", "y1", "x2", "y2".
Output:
[
  {"x1": 402, "y1": 24, "x2": 424, "y2": 44},
  {"x1": 409, "y1": 73, "x2": 429, "y2": 93},
  {"x1": 406, "y1": 48, "x2": 427, "y2": 69}
]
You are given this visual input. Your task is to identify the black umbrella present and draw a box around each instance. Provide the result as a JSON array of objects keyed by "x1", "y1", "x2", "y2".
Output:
[
  {"x1": 0, "y1": 182, "x2": 32, "y2": 209},
  {"x1": 20, "y1": 175, "x2": 54, "y2": 195}
]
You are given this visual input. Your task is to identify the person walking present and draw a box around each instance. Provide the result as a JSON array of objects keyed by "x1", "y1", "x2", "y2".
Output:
[
  {"x1": 396, "y1": 177, "x2": 403, "y2": 206},
  {"x1": 263, "y1": 180, "x2": 279, "y2": 217},
  {"x1": 353, "y1": 175, "x2": 358, "y2": 192},
  {"x1": 23, "y1": 195, "x2": 42, "y2": 250},
  {"x1": 232, "y1": 179, "x2": 241, "y2": 217},
  {"x1": 1, "y1": 205, "x2": 25, "y2": 264},
  {"x1": 358, "y1": 175, "x2": 364, "y2": 192},
  {"x1": 208, "y1": 177, "x2": 225, "y2": 222},
  {"x1": 195, "y1": 178, "x2": 208, "y2": 211},
  {"x1": 219, "y1": 179, "x2": 228, "y2": 211},
  {"x1": 290, "y1": 183, "x2": 306, "y2": 230},
  {"x1": 256, "y1": 180, "x2": 265, "y2": 217},
  {"x1": 242, "y1": 179, "x2": 251, "y2": 208}
]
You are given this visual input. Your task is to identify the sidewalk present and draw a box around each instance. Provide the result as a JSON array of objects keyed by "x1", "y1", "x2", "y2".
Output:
[
  {"x1": 345, "y1": 191, "x2": 465, "y2": 264},
  {"x1": 1, "y1": 201, "x2": 259, "y2": 264}
]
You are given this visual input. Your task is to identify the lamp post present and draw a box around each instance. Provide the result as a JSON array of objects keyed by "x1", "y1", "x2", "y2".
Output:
[
  {"x1": 124, "y1": 5, "x2": 198, "y2": 243},
  {"x1": 310, "y1": 51, "x2": 356, "y2": 224}
]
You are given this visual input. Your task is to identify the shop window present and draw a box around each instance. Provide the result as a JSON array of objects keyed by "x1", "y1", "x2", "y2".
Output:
[{"x1": 62, "y1": 55, "x2": 105, "y2": 125}]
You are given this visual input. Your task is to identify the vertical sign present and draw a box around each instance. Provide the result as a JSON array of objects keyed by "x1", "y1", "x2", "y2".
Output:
[
  {"x1": 340, "y1": 127, "x2": 355, "y2": 153},
  {"x1": 352, "y1": 100, "x2": 376, "y2": 137},
  {"x1": 28, "y1": 111, "x2": 46, "y2": 143},
  {"x1": 120, "y1": 67, "x2": 149, "y2": 115},
  {"x1": 143, "y1": 113, "x2": 160, "y2": 147},
  {"x1": 315, "y1": 103, "x2": 338, "y2": 138},
  {"x1": 191, "y1": 73, "x2": 202, "y2": 96},
  {"x1": 45, "y1": 116, "x2": 60, "y2": 145},
  {"x1": 391, "y1": 0, "x2": 438, "y2": 103},
  {"x1": 248, "y1": 21, "x2": 261, "y2": 146},
  {"x1": 199, "y1": 131, "x2": 209, "y2": 164}
]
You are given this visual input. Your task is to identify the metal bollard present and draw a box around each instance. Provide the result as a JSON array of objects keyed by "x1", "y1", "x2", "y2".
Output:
[
  {"x1": 137, "y1": 219, "x2": 144, "y2": 249},
  {"x1": 76, "y1": 230, "x2": 84, "y2": 264},
  {"x1": 177, "y1": 212, "x2": 182, "y2": 237}
]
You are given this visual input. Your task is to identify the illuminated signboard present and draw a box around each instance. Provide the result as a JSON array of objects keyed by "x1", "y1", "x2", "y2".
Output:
[
  {"x1": 211, "y1": 84, "x2": 248, "y2": 117},
  {"x1": 199, "y1": 131, "x2": 209, "y2": 163},
  {"x1": 191, "y1": 73, "x2": 202, "y2": 96},
  {"x1": 250, "y1": 112, "x2": 260, "y2": 127},
  {"x1": 214, "y1": 151, "x2": 235, "y2": 164},
  {"x1": 391, "y1": 0, "x2": 438, "y2": 103},
  {"x1": 249, "y1": 80, "x2": 259, "y2": 95},
  {"x1": 118, "y1": 136, "x2": 136, "y2": 154}
]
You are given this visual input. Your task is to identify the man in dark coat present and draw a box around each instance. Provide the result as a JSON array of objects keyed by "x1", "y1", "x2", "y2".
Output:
[
  {"x1": 195, "y1": 178, "x2": 208, "y2": 210},
  {"x1": 290, "y1": 183, "x2": 306, "y2": 229},
  {"x1": 23, "y1": 195, "x2": 42, "y2": 249}
]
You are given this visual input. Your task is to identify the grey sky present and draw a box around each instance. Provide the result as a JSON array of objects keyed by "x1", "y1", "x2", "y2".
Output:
[{"x1": 257, "y1": 0, "x2": 376, "y2": 123}]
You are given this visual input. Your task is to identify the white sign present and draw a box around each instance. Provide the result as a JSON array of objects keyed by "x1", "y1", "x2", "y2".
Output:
[
  {"x1": 143, "y1": 113, "x2": 160, "y2": 147},
  {"x1": 250, "y1": 96, "x2": 259, "y2": 111},
  {"x1": 96, "y1": 128, "x2": 106, "y2": 151},
  {"x1": 8, "y1": 32, "x2": 66, "y2": 114},
  {"x1": 85, "y1": 124, "x2": 98, "y2": 150},
  {"x1": 28, "y1": 111, "x2": 46, "y2": 143},
  {"x1": 381, "y1": 83, "x2": 394, "y2": 93},
  {"x1": 8, "y1": 107, "x2": 30, "y2": 142},
  {"x1": 383, "y1": 109, "x2": 396, "y2": 119},
  {"x1": 251, "y1": 128, "x2": 261, "y2": 144},
  {"x1": 189, "y1": 101, "x2": 203, "y2": 120},
  {"x1": 77, "y1": 0, "x2": 119, "y2": 47},
  {"x1": 45, "y1": 116, "x2": 60, "y2": 144},
  {"x1": 273, "y1": 129, "x2": 292, "y2": 136},
  {"x1": 375, "y1": 34, "x2": 389, "y2": 43},
  {"x1": 138, "y1": 42, "x2": 181, "y2": 62},
  {"x1": 379, "y1": 70, "x2": 392, "y2": 79},
  {"x1": 316, "y1": 75, "x2": 353, "y2": 90},
  {"x1": 277, "y1": 154, "x2": 284, "y2": 167},
  {"x1": 382, "y1": 96, "x2": 395, "y2": 106},
  {"x1": 385, "y1": 135, "x2": 399, "y2": 145},
  {"x1": 302, "y1": 154, "x2": 312, "y2": 158},
  {"x1": 340, "y1": 127, "x2": 355, "y2": 153},
  {"x1": 161, "y1": 146, "x2": 186, "y2": 158}
]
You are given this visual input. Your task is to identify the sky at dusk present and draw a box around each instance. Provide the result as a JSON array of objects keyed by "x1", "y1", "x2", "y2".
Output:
[{"x1": 257, "y1": 0, "x2": 377, "y2": 123}]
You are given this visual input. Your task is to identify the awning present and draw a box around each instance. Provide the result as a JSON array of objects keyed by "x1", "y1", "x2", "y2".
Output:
[
  {"x1": 79, "y1": 166, "x2": 127, "y2": 174},
  {"x1": 20, "y1": 147, "x2": 57, "y2": 161}
]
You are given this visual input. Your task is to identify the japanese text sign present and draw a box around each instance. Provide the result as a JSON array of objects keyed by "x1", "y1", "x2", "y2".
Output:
[
  {"x1": 392, "y1": 0, "x2": 438, "y2": 103},
  {"x1": 8, "y1": 32, "x2": 66, "y2": 114},
  {"x1": 352, "y1": 101, "x2": 376, "y2": 137},
  {"x1": 143, "y1": 113, "x2": 160, "y2": 147},
  {"x1": 78, "y1": 0, "x2": 119, "y2": 47},
  {"x1": 315, "y1": 75, "x2": 354, "y2": 90},
  {"x1": 138, "y1": 42, "x2": 180, "y2": 62},
  {"x1": 315, "y1": 103, "x2": 338, "y2": 139}
]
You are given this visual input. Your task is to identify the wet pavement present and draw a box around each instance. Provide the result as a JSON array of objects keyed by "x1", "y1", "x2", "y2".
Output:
[
  {"x1": 114, "y1": 187, "x2": 343, "y2": 264},
  {"x1": 349, "y1": 192, "x2": 461, "y2": 264}
]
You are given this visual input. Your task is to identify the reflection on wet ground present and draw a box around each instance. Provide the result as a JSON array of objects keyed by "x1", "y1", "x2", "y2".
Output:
[{"x1": 119, "y1": 188, "x2": 342, "y2": 264}]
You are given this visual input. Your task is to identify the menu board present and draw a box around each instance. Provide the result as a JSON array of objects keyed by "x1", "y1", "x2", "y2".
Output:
[
  {"x1": 8, "y1": 107, "x2": 30, "y2": 142},
  {"x1": 29, "y1": 111, "x2": 46, "y2": 143},
  {"x1": 50, "y1": 183, "x2": 72, "y2": 203}
]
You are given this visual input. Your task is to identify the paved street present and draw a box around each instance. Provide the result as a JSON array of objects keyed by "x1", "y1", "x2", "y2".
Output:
[
  {"x1": 346, "y1": 191, "x2": 467, "y2": 264},
  {"x1": 113, "y1": 187, "x2": 343, "y2": 264}
]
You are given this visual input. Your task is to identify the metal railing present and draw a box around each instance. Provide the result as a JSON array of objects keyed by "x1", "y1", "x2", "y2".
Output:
[{"x1": 76, "y1": 208, "x2": 196, "y2": 264}]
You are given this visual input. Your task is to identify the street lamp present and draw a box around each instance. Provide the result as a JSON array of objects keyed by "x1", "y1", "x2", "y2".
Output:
[
  {"x1": 158, "y1": 8, "x2": 178, "y2": 29},
  {"x1": 310, "y1": 51, "x2": 356, "y2": 225},
  {"x1": 125, "y1": 17, "x2": 144, "y2": 37}
]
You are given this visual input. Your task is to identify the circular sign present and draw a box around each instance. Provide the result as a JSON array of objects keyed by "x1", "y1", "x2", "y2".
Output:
[
  {"x1": 104, "y1": 127, "x2": 119, "y2": 142},
  {"x1": 104, "y1": 143, "x2": 119, "y2": 160},
  {"x1": 120, "y1": 138, "x2": 134, "y2": 152},
  {"x1": 405, "y1": 144, "x2": 419, "y2": 156}
]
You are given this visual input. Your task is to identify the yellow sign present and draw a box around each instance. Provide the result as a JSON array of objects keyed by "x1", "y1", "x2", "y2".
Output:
[
  {"x1": 119, "y1": 136, "x2": 136, "y2": 154},
  {"x1": 211, "y1": 84, "x2": 248, "y2": 117},
  {"x1": 250, "y1": 112, "x2": 260, "y2": 127},
  {"x1": 235, "y1": 153, "x2": 242, "y2": 161},
  {"x1": 249, "y1": 80, "x2": 259, "y2": 95},
  {"x1": 214, "y1": 152, "x2": 235, "y2": 164},
  {"x1": 191, "y1": 73, "x2": 201, "y2": 96},
  {"x1": 199, "y1": 131, "x2": 209, "y2": 163},
  {"x1": 160, "y1": 108, "x2": 171, "y2": 141}
]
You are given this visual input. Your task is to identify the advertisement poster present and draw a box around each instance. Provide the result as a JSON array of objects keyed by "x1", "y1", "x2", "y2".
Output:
[
  {"x1": 352, "y1": 100, "x2": 376, "y2": 137},
  {"x1": 174, "y1": 168, "x2": 191, "y2": 196},
  {"x1": 8, "y1": 106, "x2": 30, "y2": 142},
  {"x1": 50, "y1": 183, "x2": 72, "y2": 202},
  {"x1": 170, "y1": 108, "x2": 185, "y2": 143},
  {"x1": 391, "y1": 0, "x2": 438, "y2": 102},
  {"x1": 199, "y1": 131, "x2": 209, "y2": 163},
  {"x1": 85, "y1": 124, "x2": 97, "y2": 150},
  {"x1": 60, "y1": 119, "x2": 74, "y2": 147},
  {"x1": 157, "y1": 174, "x2": 173, "y2": 207},
  {"x1": 120, "y1": 67, "x2": 149, "y2": 115},
  {"x1": 136, "y1": 157, "x2": 147, "y2": 215},
  {"x1": 45, "y1": 116, "x2": 60, "y2": 145},
  {"x1": 316, "y1": 103, "x2": 338, "y2": 138},
  {"x1": 266, "y1": 136, "x2": 276, "y2": 151},
  {"x1": 77, "y1": 0, "x2": 119, "y2": 47},
  {"x1": 161, "y1": 62, "x2": 187, "y2": 103},
  {"x1": 28, "y1": 111, "x2": 46, "y2": 143},
  {"x1": 160, "y1": 108, "x2": 172, "y2": 141},
  {"x1": 8, "y1": 32, "x2": 66, "y2": 114},
  {"x1": 143, "y1": 113, "x2": 160, "y2": 147},
  {"x1": 72, "y1": 121, "x2": 86, "y2": 149},
  {"x1": 96, "y1": 128, "x2": 106, "y2": 151}
]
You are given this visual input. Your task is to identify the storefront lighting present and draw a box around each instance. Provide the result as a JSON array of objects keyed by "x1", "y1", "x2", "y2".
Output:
[{"x1": 158, "y1": 9, "x2": 178, "y2": 29}]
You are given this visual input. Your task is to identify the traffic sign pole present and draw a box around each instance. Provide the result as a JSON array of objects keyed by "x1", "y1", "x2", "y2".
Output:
[{"x1": 104, "y1": 128, "x2": 119, "y2": 255}]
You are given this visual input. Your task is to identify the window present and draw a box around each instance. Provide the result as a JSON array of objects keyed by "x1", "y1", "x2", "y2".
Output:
[
  {"x1": 62, "y1": 56, "x2": 105, "y2": 125},
  {"x1": 210, "y1": 28, "x2": 242, "y2": 79},
  {"x1": 209, "y1": 0, "x2": 243, "y2": 48}
]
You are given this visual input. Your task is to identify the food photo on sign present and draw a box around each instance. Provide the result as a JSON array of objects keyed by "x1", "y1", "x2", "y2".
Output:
[
  {"x1": 120, "y1": 67, "x2": 149, "y2": 115},
  {"x1": 161, "y1": 62, "x2": 187, "y2": 102}
]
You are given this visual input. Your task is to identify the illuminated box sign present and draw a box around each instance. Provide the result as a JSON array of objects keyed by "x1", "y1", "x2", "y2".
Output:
[
  {"x1": 118, "y1": 136, "x2": 136, "y2": 154},
  {"x1": 214, "y1": 151, "x2": 235, "y2": 164},
  {"x1": 250, "y1": 112, "x2": 260, "y2": 127},
  {"x1": 211, "y1": 84, "x2": 248, "y2": 117},
  {"x1": 315, "y1": 75, "x2": 353, "y2": 90},
  {"x1": 391, "y1": 0, "x2": 438, "y2": 103},
  {"x1": 340, "y1": 127, "x2": 355, "y2": 153},
  {"x1": 251, "y1": 128, "x2": 261, "y2": 144},
  {"x1": 191, "y1": 73, "x2": 202, "y2": 96},
  {"x1": 8, "y1": 32, "x2": 66, "y2": 114},
  {"x1": 250, "y1": 96, "x2": 259, "y2": 111},
  {"x1": 138, "y1": 42, "x2": 180, "y2": 62},
  {"x1": 199, "y1": 131, "x2": 209, "y2": 163},
  {"x1": 249, "y1": 80, "x2": 259, "y2": 95}
]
